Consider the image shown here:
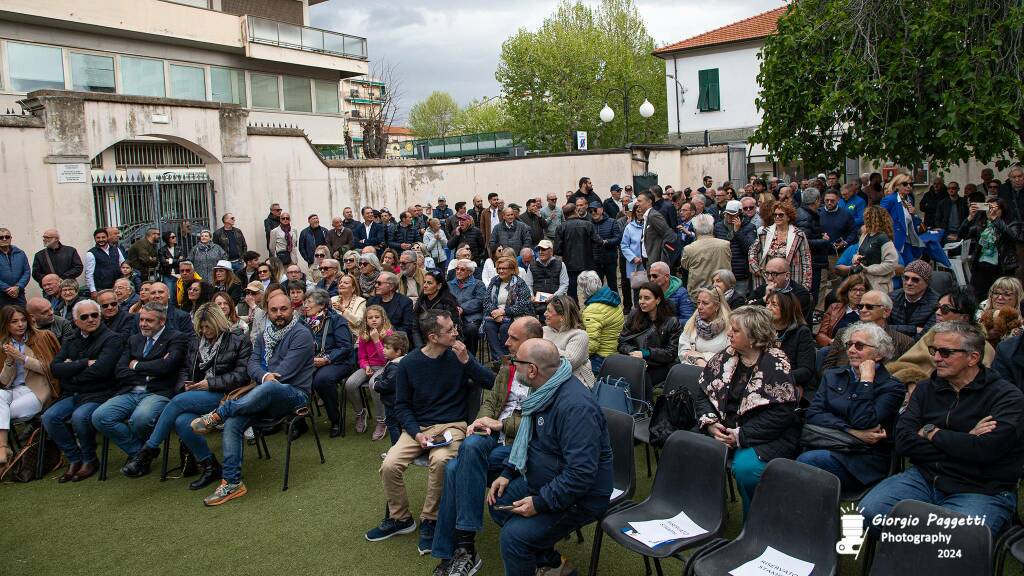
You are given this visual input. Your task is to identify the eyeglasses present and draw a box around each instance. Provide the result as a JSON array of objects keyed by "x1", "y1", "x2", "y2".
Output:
[
  {"x1": 992, "y1": 290, "x2": 1014, "y2": 299},
  {"x1": 360, "y1": 261, "x2": 372, "y2": 267},
  {"x1": 856, "y1": 303, "x2": 882, "y2": 311},
  {"x1": 902, "y1": 275, "x2": 923, "y2": 283},
  {"x1": 0, "y1": 235, "x2": 10, "y2": 240},
  {"x1": 258, "y1": 269, "x2": 270, "y2": 275},
  {"x1": 510, "y1": 357, "x2": 535, "y2": 367},
  {"x1": 899, "y1": 182, "x2": 913, "y2": 187},
  {"x1": 937, "y1": 304, "x2": 961, "y2": 314},
  {"x1": 99, "y1": 302, "x2": 119, "y2": 309},
  {"x1": 168, "y1": 235, "x2": 176, "y2": 239},
  {"x1": 847, "y1": 340, "x2": 877, "y2": 352},
  {"x1": 344, "y1": 259, "x2": 356, "y2": 263},
  {"x1": 764, "y1": 270, "x2": 786, "y2": 278},
  {"x1": 928, "y1": 346, "x2": 968, "y2": 358},
  {"x1": 280, "y1": 217, "x2": 291, "y2": 221},
  {"x1": 742, "y1": 206, "x2": 757, "y2": 212},
  {"x1": 78, "y1": 312, "x2": 100, "y2": 320},
  {"x1": 772, "y1": 213, "x2": 787, "y2": 219},
  {"x1": 245, "y1": 290, "x2": 261, "y2": 296}
]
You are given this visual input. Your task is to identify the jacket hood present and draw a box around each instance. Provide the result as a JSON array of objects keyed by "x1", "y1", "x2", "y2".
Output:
[
  {"x1": 666, "y1": 275, "x2": 682, "y2": 298},
  {"x1": 586, "y1": 285, "x2": 621, "y2": 307}
]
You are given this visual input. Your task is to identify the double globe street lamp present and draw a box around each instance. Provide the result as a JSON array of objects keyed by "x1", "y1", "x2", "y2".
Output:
[{"x1": 599, "y1": 83, "x2": 656, "y2": 147}]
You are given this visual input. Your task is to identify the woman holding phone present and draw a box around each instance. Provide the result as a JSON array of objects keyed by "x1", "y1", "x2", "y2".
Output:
[{"x1": 959, "y1": 197, "x2": 1024, "y2": 298}]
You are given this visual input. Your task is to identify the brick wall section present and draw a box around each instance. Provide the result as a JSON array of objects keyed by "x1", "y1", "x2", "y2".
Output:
[{"x1": 222, "y1": 0, "x2": 303, "y2": 25}]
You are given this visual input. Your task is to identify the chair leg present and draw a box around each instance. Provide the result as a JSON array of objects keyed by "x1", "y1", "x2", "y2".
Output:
[
  {"x1": 160, "y1": 436, "x2": 171, "y2": 481},
  {"x1": 642, "y1": 556, "x2": 652, "y2": 576},
  {"x1": 859, "y1": 532, "x2": 877, "y2": 576},
  {"x1": 36, "y1": 424, "x2": 47, "y2": 480},
  {"x1": 253, "y1": 430, "x2": 264, "y2": 459},
  {"x1": 282, "y1": 418, "x2": 295, "y2": 491},
  {"x1": 652, "y1": 557, "x2": 665, "y2": 576},
  {"x1": 260, "y1": 430, "x2": 271, "y2": 460},
  {"x1": 643, "y1": 443, "x2": 652, "y2": 478},
  {"x1": 339, "y1": 386, "x2": 348, "y2": 438},
  {"x1": 98, "y1": 435, "x2": 109, "y2": 481},
  {"x1": 587, "y1": 523, "x2": 604, "y2": 576},
  {"x1": 308, "y1": 412, "x2": 325, "y2": 464},
  {"x1": 576, "y1": 528, "x2": 585, "y2": 544}
]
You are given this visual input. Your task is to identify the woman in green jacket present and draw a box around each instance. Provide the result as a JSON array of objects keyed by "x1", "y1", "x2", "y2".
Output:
[{"x1": 578, "y1": 270, "x2": 624, "y2": 374}]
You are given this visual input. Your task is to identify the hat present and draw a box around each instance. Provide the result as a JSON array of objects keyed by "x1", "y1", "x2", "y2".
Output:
[
  {"x1": 725, "y1": 200, "x2": 742, "y2": 214},
  {"x1": 438, "y1": 196, "x2": 446, "y2": 202},
  {"x1": 610, "y1": 184, "x2": 622, "y2": 192},
  {"x1": 588, "y1": 201, "x2": 603, "y2": 210},
  {"x1": 213, "y1": 260, "x2": 233, "y2": 271},
  {"x1": 457, "y1": 212, "x2": 473, "y2": 221},
  {"x1": 245, "y1": 281, "x2": 264, "y2": 293},
  {"x1": 537, "y1": 239, "x2": 553, "y2": 250},
  {"x1": 817, "y1": 173, "x2": 826, "y2": 180},
  {"x1": 903, "y1": 260, "x2": 933, "y2": 284},
  {"x1": 509, "y1": 203, "x2": 521, "y2": 211}
]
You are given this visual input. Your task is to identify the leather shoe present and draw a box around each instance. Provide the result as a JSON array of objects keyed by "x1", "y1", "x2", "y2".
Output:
[
  {"x1": 189, "y1": 456, "x2": 222, "y2": 491},
  {"x1": 58, "y1": 461, "x2": 81, "y2": 483},
  {"x1": 329, "y1": 424, "x2": 342, "y2": 438},
  {"x1": 121, "y1": 446, "x2": 158, "y2": 478},
  {"x1": 289, "y1": 419, "x2": 308, "y2": 441},
  {"x1": 71, "y1": 461, "x2": 97, "y2": 482}
]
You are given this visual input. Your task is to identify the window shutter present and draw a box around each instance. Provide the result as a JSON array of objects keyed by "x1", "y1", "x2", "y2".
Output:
[
  {"x1": 707, "y1": 69, "x2": 720, "y2": 111},
  {"x1": 697, "y1": 69, "x2": 709, "y2": 111},
  {"x1": 697, "y1": 68, "x2": 720, "y2": 112}
]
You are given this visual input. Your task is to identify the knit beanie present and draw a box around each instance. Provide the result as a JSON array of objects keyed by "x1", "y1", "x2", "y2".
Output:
[{"x1": 903, "y1": 260, "x2": 933, "y2": 284}]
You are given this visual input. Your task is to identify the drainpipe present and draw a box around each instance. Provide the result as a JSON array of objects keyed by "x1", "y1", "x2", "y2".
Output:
[{"x1": 673, "y1": 57, "x2": 681, "y2": 140}]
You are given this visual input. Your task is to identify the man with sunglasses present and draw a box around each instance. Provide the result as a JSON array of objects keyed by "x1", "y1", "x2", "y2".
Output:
[
  {"x1": 860, "y1": 321, "x2": 1024, "y2": 538},
  {"x1": 43, "y1": 299, "x2": 124, "y2": 482},
  {"x1": 823, "y1": 289, "x2": 914, "y2": 371},
  {"x1": 96, "y1": 289, "x2": 137, "y2": 340},
  {"x1": 714, "y1": 200, "x2": 757, "y2": 298},
  {"x1": 888, "y1": 260, "x2": 938, "y2": 341},
  {"x1": 747, "y1": 258, "x2": 813, "y2": 324},
  {"x1": 0, "y1": 227, "x2": 29, "y2": 307}
]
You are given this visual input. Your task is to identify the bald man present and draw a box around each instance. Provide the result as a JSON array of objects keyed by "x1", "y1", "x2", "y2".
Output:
[
  {"x1": 486, "y1": 338, "x2": 613, "y2": 576},
  {"x1": 27, "y1": 296, "x2": 72, "y2": 343},
  {"x1": 747, "y1": 257, "x2": 813, "y2": 324},
  {"x1": 32, "y1": 229, "x2": 83, "y2": 287}
]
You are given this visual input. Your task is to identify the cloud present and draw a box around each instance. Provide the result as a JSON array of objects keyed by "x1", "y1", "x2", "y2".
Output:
[{"x1": 310, "y1": 0, "x2": 784, "y2": 124}]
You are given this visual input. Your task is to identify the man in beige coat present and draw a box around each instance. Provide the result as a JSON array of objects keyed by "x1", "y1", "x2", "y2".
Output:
[
  {"x1": 269, "y1": 211, "x2": 300, "y2": 266},
  {"x1": 679, "y1": 214, "x2": 732, "y2": 293}
]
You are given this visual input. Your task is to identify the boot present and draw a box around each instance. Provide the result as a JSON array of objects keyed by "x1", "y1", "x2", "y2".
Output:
[
  {"x1": 189, "y1": 455, "x2": 222, "y2": 491},
  {"x1": 180, "y1": 442, "x2": 199, "y2": 477},
  {"x1": 121, "y1": 446, "x2": 159, "y2": 478}
]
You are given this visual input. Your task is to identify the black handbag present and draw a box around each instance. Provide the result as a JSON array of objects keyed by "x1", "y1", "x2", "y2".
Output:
[
  {"x1": 799, "y1": 423, "x2": 869, "y2": 453},
  {"x1": 648, "y1": 387, "x2": 697, "y2": 449}
]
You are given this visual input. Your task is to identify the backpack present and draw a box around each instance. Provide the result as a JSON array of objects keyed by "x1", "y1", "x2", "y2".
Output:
[
  {"x1": 648, "y1": 387, "x2": 697, "y2": 449},
  {"x1": 0, "y1": 427, "x2": 63, "y2": 483},
  {"x1": 592, "y1": 375, "x2": 650, "y2": 420}
]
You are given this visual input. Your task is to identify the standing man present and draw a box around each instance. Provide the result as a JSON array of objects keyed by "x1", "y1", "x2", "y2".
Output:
[
  {"x1": 470, "y1": 195, "x2": 486, "y2": 228},
  {"x1": 299, "y1": 214, "x2": 328, "y2": 267},
  {"x1": 540, "y1": 193, "x2": 564, "y2": 242},
  {"x1": 935, "y1": 181, "x2": 967, "y2": 242},
  {"x1": 490, "y1": 208, "x2": 532, "y2": 256},
  {"x1": 447, "y1": 214, "x2": 486, "y2": 269},
  {"x1": 486, "y1": 338, "x2": 612, "y2": 576},
  {"x1": 555, "y1": 199, "x2": 602, "y2": 299},
  {"x1": 838, "y1": 182, "x2": 867, "y2": 228},
  {"x1": 84, "y1": 227, "x2": 122, "y2": 297},
  {"x1": 127, "y1": 227, "x2": 160, "y2": 282},
  {"x1": 33, "y1": 229, "x2": 83, "y2": 289},
  {"x1": 213, "y1": 213, "x2": 248, "y2": 274},
  {"x1": 0, "y1": 227, "x2": 30, "y2": 307},
  {"x1": 354, "y1": 206, "x2": 385, "y2": 254},
  {"x1": 716, "y1": 200, "x2": 757, "y2": 298},
  {"x1": 634, "y1": 191, "x2": 673, "y2": 268},
  {"x1": 795, "y1": 188, "x2": 831, "y2": 310},
  {"x1": 389, "y1": 212, "x2": 421, "y2": 252},
  {"x1": 342, "y1": 207, "x2": 359, "y2": 231},
  {"x1": 263, "y1": 203, "x2": 282, "y2": 251},
  {"x1": 433, "y1": 196, "x2": 453, "y2": 221},
  {"x1": 697, "y1": 175, "x2": 714, "y2": 196},
  {"x1": 571, "y1": 177, "x2": 601, "y2": 205},
  {"x1": 603, "y1": 184, "x2": 624, "y2": 219},
  {"x1": 446, "y1": 201, "x2": 467, "y2": 238},
  {"x1": 590, "y1": 202, "x2": 622, "y2": 292},
  {"x1": 997, "y1": 165, "x2": 1024, "y2": 283},
  {"x1": 519, "y1": 199, "x2": 547, "y2": 247},
  {"x1": 479, "y1": 193, "x2": 502, "y2": 254},
  {"x1": 326, "y1": 216, "x2": 354, "y2": 260},
  {"x1": 819, "y1": 189, "x2": 857, "y2": 304},
  {"x1": 269, "y1": 212, "x2": 299, "y2": 266}
]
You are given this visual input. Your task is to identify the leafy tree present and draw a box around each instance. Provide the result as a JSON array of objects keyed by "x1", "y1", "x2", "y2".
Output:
[
  {"x1": 496, "y1": 0, "x2": 666, "y2": 152},
  {"x1": 408, "y1": 91, "x2": 461, "y2": 139},
  {"x1": 753, "y1": 0, "x2": 1024, "y2": 170},
  {"x1": 457, "y1": 98, "x2": 510, "y2": 135}
]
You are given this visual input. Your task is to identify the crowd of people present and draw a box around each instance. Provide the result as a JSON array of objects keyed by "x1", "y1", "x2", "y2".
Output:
[{"x1": 1, "y1": 164, "x2": 1024, "y2": 575}]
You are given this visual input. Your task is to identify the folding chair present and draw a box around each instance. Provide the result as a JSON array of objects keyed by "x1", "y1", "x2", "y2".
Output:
[
  {"x1": 250, "y1": 403, "x2": 325, "y2": 491},
  {"x1": 597, "y1": 354, "x2": 651, "y2": 475}
]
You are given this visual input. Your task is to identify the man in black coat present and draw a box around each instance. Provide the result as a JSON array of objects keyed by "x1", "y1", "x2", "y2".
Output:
[
  {"x1": 555, "y1": 199, "x2": 603, "y2": 299},
  {"x1": 43, "y1": 300, "x2": 124, "y2": 482},
  {"x1": 934, "y1": 181, "x2": 968, "y2": 242},
  {"x1": 795, "y1": 188, "x2": 831, "y2": 309},
  {"x1": 146, "y1": 282, "x2": 195, "y2": 336},
  {"x1": 448, "y1": 213, "x2": 486, "y2": 268},
  {"x1": 715, "y1": 199, "x2": 757, "y2": 298},
  {"x1": 263, "y1": 203, "x2": 282, "y2": 251},
  {"x1": 32, "y1": 229, "x2": 83, "y2": 288},
  {"x1": 570, "y1": 176, "x2": 602, "y2": 206},
  {"x1": 590, "y1": 202, "x2": 623, "y2": 292},
  {"x1": 92, "y1": 303, "x2": 189, "y2": 474},
  {"x1": 367, "y1": 272, "x2": 421, "y2": 348},
  {"x1": 747, "y1": 257, "x2": 813, "y2": 325},
  {"x1": 518, "y1": 199, "x2": 548, "y2": 246},
  {"x1": 97, "y1": 289, "x2": 138, "y2": 340}
]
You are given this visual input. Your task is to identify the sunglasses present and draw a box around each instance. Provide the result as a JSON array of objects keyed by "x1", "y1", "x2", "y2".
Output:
[
  {"x1": 773, "y1": 213, "x2": 787, "y2": 219},
  {"x1": 0, "y1": 235, "x2": 10, "y2": 240},
  {"x1": 99, "y1": 302, "x2": 119, "y2": 309},
  {"x1": 937, "y1": 304, "x2": 961, "y2": 314},
  {"x1": 78, "y1": 312, "x2": 100, "y2": 320},
  {"x1": 280, "y1": 217, "x2": 291, "y2": 221},
  {"x1": 928, "y1": 346, "x2": 968, "y2": 358},
  {"x1": 245, "y1": 290, "x2": 261, "y2": 295},
  {"x1": 847, "y1": 340, "x2": 877, "y2": 352},
  {"x1": 856, "y1": 303, "x2": 882, "y2": 311},
  {"x1": 258, "y1": 269, "x2": 270, "y2": 274},
  {"x1": 902, "y1": 275, "x2": 923, "y2": 283}
]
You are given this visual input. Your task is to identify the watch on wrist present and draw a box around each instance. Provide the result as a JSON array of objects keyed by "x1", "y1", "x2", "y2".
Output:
[{"x1": 921, "y1": 423, "x2": 937, "y2": 436}]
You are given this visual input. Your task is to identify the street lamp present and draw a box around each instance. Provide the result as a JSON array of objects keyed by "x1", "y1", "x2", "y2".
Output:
[{"x1": 599, "y1": 83, "x2": 656, "y2": 146}]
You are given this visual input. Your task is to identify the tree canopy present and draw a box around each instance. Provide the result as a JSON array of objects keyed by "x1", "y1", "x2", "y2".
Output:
[
  {"x1": 753, "y1": 0, "x2": 1024, "y2": 170},
  {"x1": 496, "y1": 0, "x2": 666, "y2": 152},
  {"x1": 408, "y1": 91, "x2": 461, "y2": 139}
]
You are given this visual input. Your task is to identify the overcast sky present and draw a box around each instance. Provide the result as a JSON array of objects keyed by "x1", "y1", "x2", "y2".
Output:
[{"x1": 310, "y1": 0, "x2": 784, "y2": 123}]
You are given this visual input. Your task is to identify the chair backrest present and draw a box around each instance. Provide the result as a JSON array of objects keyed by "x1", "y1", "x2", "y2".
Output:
[
  {"x1": 740, "y1": 459, "x2": 841, "y2": 574},
  {"x1": 663, "y1": 363, "x2": 703, "y2": 397},
  {"x1": 930, "y1": 270, "x2": 954, "y2": 298},
  {"x1": 464, "y1": 386, "x2": 482, "y2": 423},
  {"x1": 602, "y1": 407, "x2": 636, "y2": 501},
  {"x1": 869, "y1": 499, "x2": 992, "y2": 576},
  {"x1": 646, "y1": 430, "x2": 728, "y2": 537},
  {"x1": 598, "y1": 354, "x2": 648, "y2": 403}
]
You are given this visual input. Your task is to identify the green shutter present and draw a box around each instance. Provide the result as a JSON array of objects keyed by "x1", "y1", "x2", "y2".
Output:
[{"x1": 697, "y1": 68, "x2": 720, "y2": 112}]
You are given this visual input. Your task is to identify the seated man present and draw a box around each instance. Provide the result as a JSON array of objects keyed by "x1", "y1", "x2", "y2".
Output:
[
  {"x1": 432, "y1": 316, "x2": 544, "y2": 575},
  {"x1": 92, "y1": 303, "x2": 188, "y2": 475},
  {"x1": 822, "y1": 290, "x2": 913, "y2": 370},
  {"x1": 43, "y1": 300, "x2": 124, "y2": 482},
  {"x1": 647, "y1": 261, "x2": 694, "y2": 325},
  {"x1": 96, "y1": 289, "x2": 137, "y2": 339},
  {"x1": 747, "y1": 257, "x2": 812, "y2": 324},
  {"x1": 888, "y1": 260, "x2": 938, "y2": 342},
  {"x1": 367, "y1": 271, "x2": 420, "y2": 347},
  {"x1": 27, "y1": 296, "x2": 72, "y2": 344},
  {"x1": 114, "y1": 278, "x2": 139, "y2": 311},
  {"x1": 487, "y1": 338, "x2": 613, "y2": 576},
  {"x1": 366, "y1": 310, "x2": 495, "y2": 555},
  {"x1": 191, "y1": 291, "x2": 315, "y2": 506},
  {"x1": 147, "y1": 281, "x2": 195, "y2": 335},
  {"x1": 860, "y1": 321, "x2": 1024, "y2": 536}
]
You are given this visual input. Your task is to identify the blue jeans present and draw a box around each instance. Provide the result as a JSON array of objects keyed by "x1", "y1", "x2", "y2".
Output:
[
  {"x1": 796, "y1": 449, "x2": 859, "y2": 487},
  {"x1": 859, "y1": 466, "x2": 1017, "y2": 536},
  {"x1": 215, "y1": 381, "x2": 309, "y2": 483},
  {"x1": 42, "y1": 396, "x2": 101, "y2": 465},
  {"x1": 590, "y1": 354, "x2": 606, "y2": 375},
  {"x1": 92, "y1": 391, "x2": 170, "y2": 457},
  {"x1": 144, "y1": 390, "x2": 223, "y2": 462},
  {"x1": 489, "y1": 476, "x2": 597, "y2": 576},
  {"x1": 483, "y1": 318, "x2": 511, "y2": 358},
  {"x1": 732, "y1": 447, "x2": 768, "y2": 517},
  {"x1": 433, "y1": 434, "x2": 512, "y2": 559}
]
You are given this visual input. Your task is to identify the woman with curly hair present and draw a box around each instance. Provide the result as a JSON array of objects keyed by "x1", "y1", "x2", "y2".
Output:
[
  {"x1": 749, "y1": 200, "x2": 812, "y2": 291},
  {"x1": 816, "y1": 274, "x2": 870, "y2": 347},
  {"x1": 852, "y1": 205, "x2": 901, "y2": 294},
  {"x1": 978, "y1": 276, "x2": 1024, "y2": 349}
]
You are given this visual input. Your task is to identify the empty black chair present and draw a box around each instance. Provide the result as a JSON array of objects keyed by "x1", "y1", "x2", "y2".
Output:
[
  {"x1": 250, "y1": 403, "x2": 325, "y2": 491},
  {"x1": 692, "y1": 458, "x2": 840, "y2": 576},
  {"x1": 929, "y1": 270, "x2": 954, "y2": 300},
  {"x1": 597, "y1": 354, "x2": 650, "y2": 474},
  {"x1": 869, "y1": 499, "x2": 991, "y2": 576},
  {"x1": 592, "y1": 431, "x2": 728, "y2": 576}
]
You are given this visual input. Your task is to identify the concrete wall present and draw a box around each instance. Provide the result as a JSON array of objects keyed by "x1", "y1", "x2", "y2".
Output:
[{"x1": 679, "y1": 145, "x2": 730, "y2": 192}]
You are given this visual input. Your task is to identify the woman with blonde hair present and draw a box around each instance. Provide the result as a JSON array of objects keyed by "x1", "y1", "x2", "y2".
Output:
[
  {"x1": 542, "y1": 294, "x2": 595, "y2": 387},
  {"x1": 852, "y1": 206, "x2": 900, "y2": 294},
  {"x1": 748, "y1": 200, "x2": 812, "y2": 291},
  {"x1": 483, "y1": 255, "x2": 533, "y2": 358},
  {"x1": 332, "y1": 273, "x2": 366, "y2": 335},
  {"x1": 678, "y1": 286, "x2": 731, "y2": 367},
  {"x1": 0, "y1": 305, "x2": 60, "y2": 463},
  {"x1": 978, "y1": 276, "x2": 1024, "y2": 348},
  {"x1": 879, "y1": 173, "x2": 923, "y2": 265}
]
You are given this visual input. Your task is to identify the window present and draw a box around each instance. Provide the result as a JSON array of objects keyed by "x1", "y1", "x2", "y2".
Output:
[
  {"x1": 697, "y1": 68, "x2": 720, "y2": 112},
  {"x1": 169, "y1": 64, "x2": 206, "y2": 100},
  {"x1": 7, "y1": 42, "x2": 65, "y2": 92},
  {"x1": 283, "y1": 76, "x2": 312, "y2": 112},
  {"x1": 250, "y1": 73, "x2": 280, "y2": 109},
  {"x1": 315, "y1": 80, "x2": 339, "y2": 113},
  {"x1": 210, "y1": 67, "x2": 245, "y2": 105},
  {"x1": 165, "y1": 0, "x2": 209, "y2": 7},
  {"x1": 121, "y1": 56, "x2": 165, "y2": 97},
  {"x1": 70, "y1": 52, "x2": 115, "y2": 93}
]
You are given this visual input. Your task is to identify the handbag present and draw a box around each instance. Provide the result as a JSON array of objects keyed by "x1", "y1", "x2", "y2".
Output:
[
  {"x1": 630, "y1": 268, "x2": 649, "y2": 289},
  {"x1": 799, "y1": 423, "x2": 869, "y2": 453},
  {"x1": 648, "y1": 386, "x2": 697, "y2": 448},
  {"x1": 592, "y1": 375, "x2": 651, "y2": 420},
  {"x1": 0, "y1": 427, "x2": 63, "y2": 482},
  {"x1": 221, "y1": 381, "x2": 256, "y2": 404}
]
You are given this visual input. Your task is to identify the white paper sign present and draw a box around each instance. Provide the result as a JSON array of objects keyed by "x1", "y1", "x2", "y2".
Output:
[
  {"x1": 729, "y1": 546, "x2": 814, "y2": 576},
  {"x1": 610, "y1": 488, "x2": 624, "y2": 501},
  {"x1": 425, "y1": 430, "x2": 453, "y2": 448},
  {"x1": 56, "y1": 163, "x2": 88, "y2": 184},
  {"x1": 624, "y1": 509, "x2": 708, "y2": 548}
]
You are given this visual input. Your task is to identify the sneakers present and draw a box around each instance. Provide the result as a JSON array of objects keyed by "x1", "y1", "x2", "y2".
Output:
[
  {"x1": 534, "y1": 556, "x2": 575, "y2": 576},
  {"x1": 418, "y1": 519, "x2": 436, "y2": 555},
  {"x1": 365, "y1": 516, "x2": 417, "y2": 542},
  {"x1": 355, "y1": 411, "x2": 368, "y2": 434},
  {"x1": 203, "y1": 479, "x2": 247, "y2": 506},
  {"x1": 191, "y1": 412, "x2": 222, "y2": 435},
  {"x1": 244, "y1": 426, "x2": 255, "y2": 445},
  {"x1": 447, "y1": 547, "x2": 482, "y2": 576},
  {"x1": 432, "y1": 559, "x2": 454, "y2": 576},
  {"x1": 372, "y1": 420, "x2": 387, "y2": 441}
]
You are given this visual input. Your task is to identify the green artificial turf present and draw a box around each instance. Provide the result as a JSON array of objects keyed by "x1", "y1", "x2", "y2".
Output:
[{"x1": 3, "y1": 417, "x2": 1021, "y2": 576}]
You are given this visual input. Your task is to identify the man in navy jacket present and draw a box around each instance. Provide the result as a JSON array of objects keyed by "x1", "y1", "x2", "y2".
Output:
[
  {"x1": 487, "y1": 338, "x2": 612, "y2": 576},
  {"x1": 354, "y1": 207, "x2": 385, "y2": 254},
  {"x1": 0, "y1": 228, "x2": 30, "y2": 307}
]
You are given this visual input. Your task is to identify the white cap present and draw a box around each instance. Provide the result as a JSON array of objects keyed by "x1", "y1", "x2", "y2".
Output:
[{"x1": 725, "y1": 200, "x2": 742, "y2": 214}]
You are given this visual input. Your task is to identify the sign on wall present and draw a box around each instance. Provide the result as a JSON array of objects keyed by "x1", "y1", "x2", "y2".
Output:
[
  {"x1": 576, "y1": 131, "x2": 588, "y2": 151},
  {"x1": 56, "y1": 164, "x2": 88, "y2": 184}
]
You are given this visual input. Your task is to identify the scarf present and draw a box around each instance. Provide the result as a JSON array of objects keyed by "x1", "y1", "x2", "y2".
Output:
[
  {"x1": 760, "y1": 223, "x2": 796, "y2": 263},
  {"x1": 280, "y1": 224, "x2": 293, "y2": 252},
  {"x1": 508, "y1": 358, "x2": 572, "y2": 473},
  {"x1": 262, "y1": 312, "x2": 300, "y2": 366},
  {"x1": 198, "y1": 333, "x2": 224, "y2": 380},
  {"x1": 306, "y1": 310, "x2": 326, "y2": 332},
  {"x1": 695, "y1": 317, "x2": 724, "y2": 341}
]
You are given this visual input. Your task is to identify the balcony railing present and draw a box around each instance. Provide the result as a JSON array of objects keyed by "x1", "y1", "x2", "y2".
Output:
[{"x1": 247, "y1": 16, "x2": 367, "y2": 60}]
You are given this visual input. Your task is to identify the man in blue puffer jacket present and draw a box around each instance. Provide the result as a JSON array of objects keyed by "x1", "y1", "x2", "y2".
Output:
[
  {"x1": 0, "y1": 228, "x2": 30, "y2": 307},
  {"x1": 649, "y1": 261, "x2": 694, "y2": 325}
]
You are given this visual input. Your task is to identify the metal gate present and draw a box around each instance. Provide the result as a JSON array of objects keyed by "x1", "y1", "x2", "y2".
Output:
[{"x1": 91, "y1": 173, "x2": 215, "y2": 254}]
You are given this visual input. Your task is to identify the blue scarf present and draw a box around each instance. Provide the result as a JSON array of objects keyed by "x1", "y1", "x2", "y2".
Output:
[{"x1": 508, "y1": 358, "x2": 573, "y2": 473}]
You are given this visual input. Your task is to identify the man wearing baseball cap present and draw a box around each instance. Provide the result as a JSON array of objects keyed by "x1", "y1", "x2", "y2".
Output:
[
  {"x1": 714, "y1": 199, "x2": 757, "y2": 298},
  {"x1": 525, "y1": 239, "x2": 568, "y2": 318},
  {"x1": 433, "y1": 196, "x2": 453, "y2": 221},
  {"x1": 603, "y1": 184, "x2": 624, "y2": 219},
  {"x1": 590, "y1": 201, "x2": 622, "y2": 292}
]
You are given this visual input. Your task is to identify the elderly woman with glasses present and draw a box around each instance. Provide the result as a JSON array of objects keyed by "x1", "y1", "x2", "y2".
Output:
[
  {"x1": 977, "y1": 276, "x2": 1024, "y2": 349},
  {"x1": 304, "y1": 289, "x2": 356, "y2": 438},
  {"x1": 711, "y1": 269, "x2": 745, "y2": 311},
  {"x1": 483, "y1": 255, "x2": 533, "y2": 358},
  {"x1": 449, "y1": 259, "x2": 487, "y2": 355},
  {"x1": 55, "y1": 279, "x2": 84, "y2": 321},
  {"x1": 357, "y1": 253, "x2": 383, "y2": 296},
  {"x1": 188, "y1": 230, "x2": 228, "y2": 282},
  {"x1": 816, "y1": 274, "x2": 870, "y2": 347},
  {"x1": 749, "y1": 199, "x2": 812, "y2": 292},
  {"x1": 694, "y1": 305, "x2": 800, "y2": 515},
  {"x1": 797, "y1": 321, "x2": 904, "y2": 490},
  {"x1": 342, "y1": 250, "x2": 361, "y2": 278}
]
